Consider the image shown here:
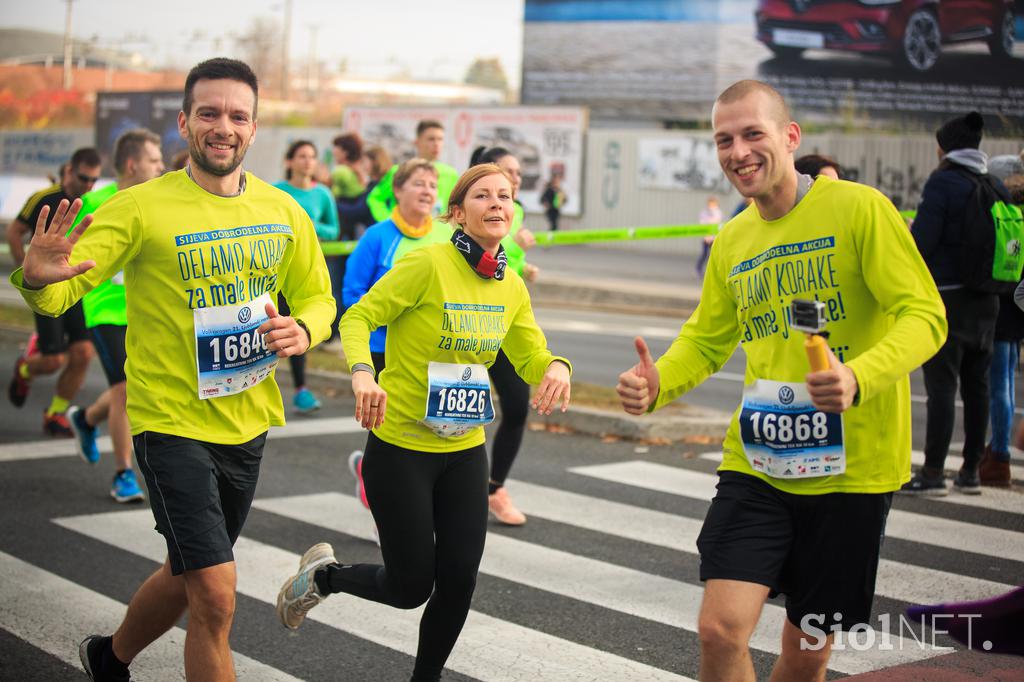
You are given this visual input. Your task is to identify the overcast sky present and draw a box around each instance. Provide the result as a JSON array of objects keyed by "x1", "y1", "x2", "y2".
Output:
[{"x1": 0, "y1": 0, "x2": 526, "y2": 87}]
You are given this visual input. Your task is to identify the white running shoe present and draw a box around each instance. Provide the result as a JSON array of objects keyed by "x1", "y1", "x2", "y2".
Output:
[
  {"x1": 347, "y1": 450, "x2": 370, "y2": 509},
  {"x1": 347, "y1": 450, "x2": 380, "y2": 545},
  {"x1": 276, "y1": 542, "x2": 337, "y2": 630}
]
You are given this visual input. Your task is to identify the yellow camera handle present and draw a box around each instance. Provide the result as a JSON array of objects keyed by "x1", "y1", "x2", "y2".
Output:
[{"x1": 804, "y1": 333, "x2": 830, "y2": 372}]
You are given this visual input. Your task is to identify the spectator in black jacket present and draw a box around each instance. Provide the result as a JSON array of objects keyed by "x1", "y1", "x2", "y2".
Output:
[
  {"x1": 901, "y1": 112, "x2": 1004, "y2": 497},
  {"x1": 985, "y1": 164, "x2": 1024, "y2": 487}
]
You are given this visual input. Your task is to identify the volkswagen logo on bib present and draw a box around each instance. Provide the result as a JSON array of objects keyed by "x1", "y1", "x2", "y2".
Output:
[
  {"x1": 238, "y1": 306, "x2": 252, "y2": 324},
  {"x1": 461, "y1": 366, "x2": 473, "y2": 382},
  {"x1": 778, "y1": 386, "x2": 795, "y2": 405}
]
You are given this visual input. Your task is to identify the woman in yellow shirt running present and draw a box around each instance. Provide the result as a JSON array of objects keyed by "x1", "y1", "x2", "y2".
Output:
[{"x1": 276, "y1": 163, "x2": 571, "y2": 682}]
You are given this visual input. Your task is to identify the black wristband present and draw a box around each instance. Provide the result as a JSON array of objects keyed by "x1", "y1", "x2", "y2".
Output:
[{"x1": 295, "y1": 319, "x2": 311, "y2": 345}]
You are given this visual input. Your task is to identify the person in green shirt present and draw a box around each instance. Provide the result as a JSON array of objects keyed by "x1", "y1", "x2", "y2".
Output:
[
  {"x1": 14, "y1": 58, "x2": 335, "y2": 682},
  {"x1": 277, "y1": 164, "x2": 571, "y2": 682},
  {"x1": 273, "y1": 139, "x2": 340, "y2": 414},
  {"x1": 366, "y1": 119, "x2": 458, "y2": 223},
  {"x1": 330, "y1": 132, "x2": 366, "y2": 201},
  {"x1": 616, "y1": 80, "x2": 946, "y2": 681},
  {"x1": 66, "y1": 128, "x2": 165, "y2": 504}
]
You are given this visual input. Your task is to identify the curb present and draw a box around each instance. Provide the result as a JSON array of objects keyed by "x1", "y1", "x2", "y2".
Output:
[
  {"x1": 532, "y1": 403, "x2": 730, "y2": 442},
  {"x1": 529, "y1": 280, "x2": 699, "y2": 318}
]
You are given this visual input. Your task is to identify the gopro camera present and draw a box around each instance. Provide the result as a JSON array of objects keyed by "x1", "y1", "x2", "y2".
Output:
[{"x1": 790, "y1": 299, "x2": 827, "y2": 334}]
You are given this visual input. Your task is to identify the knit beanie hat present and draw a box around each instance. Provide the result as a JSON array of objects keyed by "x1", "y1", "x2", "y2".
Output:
[{"x1": 936, "y1": 111, "x2": 984, "y2": 152}]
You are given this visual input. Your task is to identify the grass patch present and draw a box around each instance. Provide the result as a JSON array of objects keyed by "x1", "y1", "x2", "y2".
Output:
[
  {"x1": 304, "y1": 346, "x2": 350, "y2": 374},
  {"x1": 0, "y1": 303, "x2": 35, "y2": 330}
]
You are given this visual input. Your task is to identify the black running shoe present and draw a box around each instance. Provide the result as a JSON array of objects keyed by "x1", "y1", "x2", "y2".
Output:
[
  {"x1": 953, "y1": 468, "x2": 982, "y2": 495},
  {"x1": 897, "y1": 470, "x2": 948, "y2": 496},
  {"x1": 79, "y1": 634, "x2": 130, "y2": 681}
]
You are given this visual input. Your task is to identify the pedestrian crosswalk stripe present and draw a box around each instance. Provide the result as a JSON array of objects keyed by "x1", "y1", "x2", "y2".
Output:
[
  {"x1": 0, "y1": 436, "x2": 116, "y2": 462},
  {"x1": 501, "y1": 479, "x2": 1013, "y2": 605},
  {"x1": 251, "y1": 492, "x2": 946, "y2": 675},
  {"x1": 0, "y1": 416, "x2": 366, "y2": 463},
  {"x1": 694, "y1": 451, "x2": 1024, "y2": 513},
  {"x1": 55, "y1": 509, "x2": 694, "y2": 682},
  {"x1": 696, "y1": 450, "x2": 1024, "y2": 493},
  {"x1": 0, "y1": 549, "x2": 300, "y2": 681},
  {"x1": 569, "y1": 461, "x2": 1024, "y2": 564}
]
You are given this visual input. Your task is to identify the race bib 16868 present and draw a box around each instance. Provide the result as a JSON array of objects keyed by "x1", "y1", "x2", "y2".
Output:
[{"x1": 739, "y1": 379, "x2": 845, "y2": 478}]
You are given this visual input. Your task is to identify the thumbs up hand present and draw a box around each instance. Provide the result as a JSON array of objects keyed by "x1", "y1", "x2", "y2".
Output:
[
  {"x1": 257, "y1": 300, "x2": 311, "y2": 358},
  {"x1": 616, "y1": 336, "x2": 661, "y2": 415}
]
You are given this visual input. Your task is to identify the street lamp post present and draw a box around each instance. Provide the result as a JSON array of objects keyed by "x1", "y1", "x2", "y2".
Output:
[
  {"x1": 280, "y1": 0, "x2": 292, "y2": 99},
  {"x1": 62, "y1": 0, "x2": 75, "y2": 90}
]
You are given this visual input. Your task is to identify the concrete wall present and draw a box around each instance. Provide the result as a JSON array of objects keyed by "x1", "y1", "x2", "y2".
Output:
[
  {"x1": 556, "y1": 129, "x2": 1022, "y2": 255},
  {"x1": 1, "y1": 127, "x2": 1020, "y2": 249}
]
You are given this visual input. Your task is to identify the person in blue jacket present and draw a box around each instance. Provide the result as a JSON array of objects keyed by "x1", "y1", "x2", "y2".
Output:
[{"x1": 342, "y1": 158, "x2": 452, "y2": 532}]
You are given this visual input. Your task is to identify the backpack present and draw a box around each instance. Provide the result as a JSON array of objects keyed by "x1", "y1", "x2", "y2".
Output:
[{"x1": 955, "y1": 167, "x2": 1024, "y2": 294}]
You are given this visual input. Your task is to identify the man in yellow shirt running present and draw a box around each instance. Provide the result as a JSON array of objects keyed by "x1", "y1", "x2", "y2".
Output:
[
  {"x1": 13, "y1": 58, "x2": 334, "y2": 681},
  {"x1": 617, "y1": 81, "x2": 947, "y2": 681}
]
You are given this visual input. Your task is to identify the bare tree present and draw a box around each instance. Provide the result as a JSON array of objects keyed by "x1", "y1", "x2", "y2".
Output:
[
  {"x1": 464, "y1": 57, "x2": 508, "y2": 93},
  {"x1": 233, "y1": 16, "x2": 282, "y2": 95}
]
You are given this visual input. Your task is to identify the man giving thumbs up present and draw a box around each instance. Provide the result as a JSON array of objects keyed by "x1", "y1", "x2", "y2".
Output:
[{"x1": 615, "y1": 80, "x2": 946, "y2": 682}]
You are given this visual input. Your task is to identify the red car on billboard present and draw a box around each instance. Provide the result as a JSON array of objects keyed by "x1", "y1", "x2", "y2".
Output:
[{"x1": 756, "y1": 0, "x2": 1016, "y2": 72}]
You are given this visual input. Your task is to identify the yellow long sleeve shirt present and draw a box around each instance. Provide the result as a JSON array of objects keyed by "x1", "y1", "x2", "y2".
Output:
[
  {"x1": 340, "y1": 241, "x2": 570, "y2": 452},
  {"x1": 11, "y1": 169, "x2": 335, "y2": 444},
  {"x1": 653, "y1": 177, "x2": 947, "y2": 494}
]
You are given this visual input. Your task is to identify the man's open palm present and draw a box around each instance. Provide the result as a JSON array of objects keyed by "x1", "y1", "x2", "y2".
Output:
[{"x1": 22, "y1": 198, "x2": 95, "y2": 288}]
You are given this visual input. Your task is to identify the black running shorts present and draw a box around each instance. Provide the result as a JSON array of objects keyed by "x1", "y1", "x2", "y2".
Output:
[
  {"x1": 697, "y1": 471, "x2": 893, "y2": 631},
  {"x1": 134, "y1": 431, "x2": 266, "y2": 575},
  {"x1": 90, "y1": 324, "x2": 127, "y2": 386},
  {"x1": 34, "y1": 301, "x2": 89, "y2": 354}
]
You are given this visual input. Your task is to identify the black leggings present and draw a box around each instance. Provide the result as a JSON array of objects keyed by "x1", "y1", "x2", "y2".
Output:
[
  {"x1": 276, "y1": 294, "x2": 306, "y2": 389},
  {"x1": 320, "y1": 432, "x2": 489, "y2": 681},
  {"x1": 488, "y1": 349, "x2": 530, "y2": 485}
]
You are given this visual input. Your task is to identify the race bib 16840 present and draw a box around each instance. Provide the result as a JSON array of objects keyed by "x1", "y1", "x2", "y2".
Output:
[{"x1": 194, "y1": 292, "x2": 278, "y2": 400}]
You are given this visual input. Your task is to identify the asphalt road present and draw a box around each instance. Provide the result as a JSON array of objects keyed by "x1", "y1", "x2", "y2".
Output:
[{"x1": 1, "y1": 312, "x2": 1022, "y2": 681}]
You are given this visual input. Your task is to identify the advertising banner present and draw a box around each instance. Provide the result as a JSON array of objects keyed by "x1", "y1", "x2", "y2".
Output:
[
  {"x1": 343, "y1": 106, "x2": 587, "y2": 216},
  {"x1": 637, "y1": 137, "x2": 732, "y2": 193},
  {"x1": 95, "y1": 91, "x2": 187, "y2": 173},
  {"x1": 522, "y1": 0, "x2": 735, "y2": 122},
  {"x1": 522, "y1": 0, "x2": 1024, "y2": 129}
]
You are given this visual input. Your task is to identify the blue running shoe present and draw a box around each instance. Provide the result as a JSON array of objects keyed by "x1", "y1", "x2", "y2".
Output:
[
  {"x1": 293, "y1": 388, "x2": 321, "y2": 414},
  {"x1": 68, "y1": 405, "x2": 100, "y2": 464},
  {"x1": 111, "y1": 470, "x2": 145, "y2": 503}
]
